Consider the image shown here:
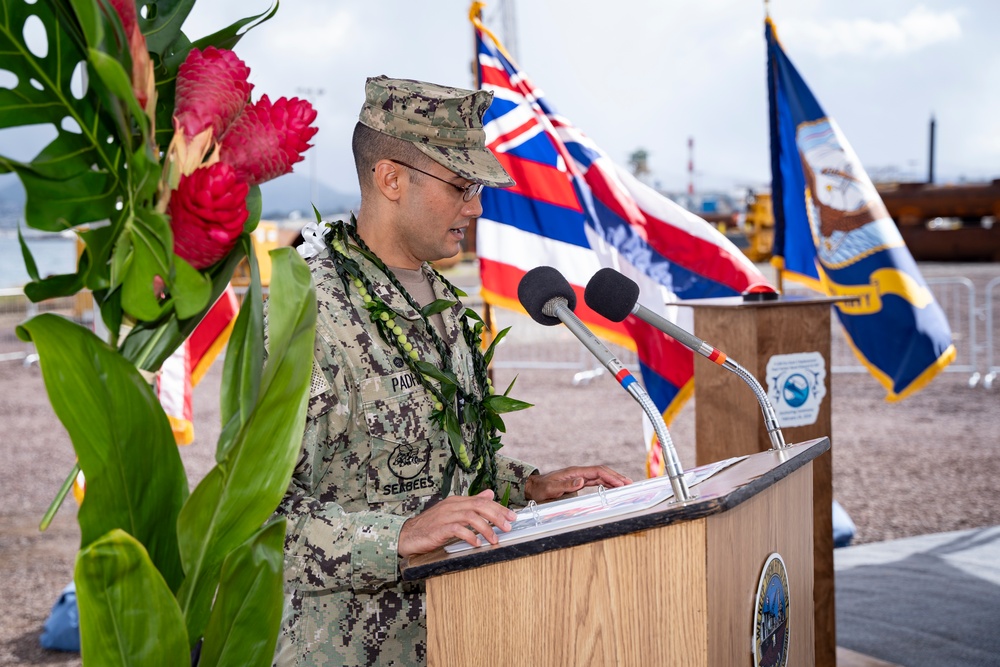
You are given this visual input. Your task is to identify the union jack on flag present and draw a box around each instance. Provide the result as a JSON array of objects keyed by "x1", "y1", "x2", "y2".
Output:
[{"x1": 473, "y1": 20, "x2": 767, "y2": 474}]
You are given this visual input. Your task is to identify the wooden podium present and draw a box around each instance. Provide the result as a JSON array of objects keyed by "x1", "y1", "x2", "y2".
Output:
[
  {"x1": 684, "y1": 294, "x2": 847, "y2": 667},
  {"x1": 403, "y1": 439, "x2": 829, "y2": 667}
]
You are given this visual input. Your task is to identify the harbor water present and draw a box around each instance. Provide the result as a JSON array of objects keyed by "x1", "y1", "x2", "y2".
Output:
[{"x1": 0, "y1": 230, "x2": 78, "y2": 290}]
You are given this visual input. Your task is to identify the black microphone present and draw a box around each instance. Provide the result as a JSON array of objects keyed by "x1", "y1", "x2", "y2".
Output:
[
  {"x1": 584, "y1": 267, "x2": 786, "y2": 450},
  {"x1": 517, "y1": 266, "x2": 693, "y2": 502}
]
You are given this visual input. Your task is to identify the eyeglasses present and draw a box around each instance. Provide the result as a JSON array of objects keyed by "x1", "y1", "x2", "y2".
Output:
[{"x1": 379, "y1": 159, "x2": 484, "y2": 202}]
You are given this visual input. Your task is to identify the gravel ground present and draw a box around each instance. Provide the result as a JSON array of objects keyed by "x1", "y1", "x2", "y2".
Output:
[{"x1": 2, "y1": 261, "x2": 998, "y2": 665}]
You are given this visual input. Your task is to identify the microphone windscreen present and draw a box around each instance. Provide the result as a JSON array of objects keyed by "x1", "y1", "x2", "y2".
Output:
[
  {"x1": 584, "y1": 268, "x2": 640, "y2": 323},
  {"x1": 517, "y1": 266, "x2": 577, "y2": 326}
]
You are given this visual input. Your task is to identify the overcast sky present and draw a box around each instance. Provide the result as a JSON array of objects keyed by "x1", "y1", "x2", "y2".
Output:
[{"x1": 5, "y1": 0, "x2": 999, "y2": 198}]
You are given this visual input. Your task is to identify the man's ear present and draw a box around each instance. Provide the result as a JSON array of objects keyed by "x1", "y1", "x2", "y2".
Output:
[{"x1": 372, "y1": 160, "x2": 403, "y2": 201}]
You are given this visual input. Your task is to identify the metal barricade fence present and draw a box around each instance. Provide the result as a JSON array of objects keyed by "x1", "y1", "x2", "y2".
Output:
[
  {"x1": 12, "y1": 277, "x2": 988, "y2": 387},
  {"x1": 1, "y1": 285, "x2": 268, "y2": 365},
  {"x1": 0, "y1": 288, "x2": 35, "y2": 362},
  {"x1": 480, "y1": 295, "x2": 638, "y2": 381},
  {"x1": 0, "y1": 288, "x2": 90, "y2": 363},
  {"x1": 984, "y1": 277, "x2": 1000, "y2": 389},
  {"x1": 783, "y1": 277, "x2": 980, "y2": 380},
  {"x1": 488, "y1": 275, "x2": 994, "y2": 387},
  {"x1": 926, "y1": 277, "x2": 978, "y2": 378}
]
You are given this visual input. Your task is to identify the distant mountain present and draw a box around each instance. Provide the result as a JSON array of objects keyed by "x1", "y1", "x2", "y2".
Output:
[
  {"x1": 0, "y1": 172, "x2": 360, "y2": 228},
  {"x1": 0, "y1": 175, "x2": 25, "y2": 205},
  {"x1": 0, "y1": 176, "x2": 26, "y2": 227},
  {"x1": 258, "y1": 173, "x2": 360, "y2": 219}
]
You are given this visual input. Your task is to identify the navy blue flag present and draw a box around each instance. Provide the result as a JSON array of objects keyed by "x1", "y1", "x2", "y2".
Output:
[{"x1": 766, "y1": 17, "x2": 954, "y2": 400}]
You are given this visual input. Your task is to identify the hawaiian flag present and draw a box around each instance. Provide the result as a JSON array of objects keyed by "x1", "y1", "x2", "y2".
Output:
[
  {"x1": 474, "y1": 21, "x2": 767, "y2": 474},
  {"x1": 766, "y1": 18, "x2": 954, "y2": 400},
  {"x1": 157, "y1": 285, "x2": 240, "y2": 444}
]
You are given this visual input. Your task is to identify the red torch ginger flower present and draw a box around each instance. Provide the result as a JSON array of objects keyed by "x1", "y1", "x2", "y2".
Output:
[
  {"x1": 169, "y1": 162, "x2": 249, "y2": 270},
  {"x1": 107, "y1": 0, "x2": 136, "y2": 28},
  {"x1": 106, "y1": 0, "x2": 155, "y2": 115},
  {"x1": 174, "y1": 47, "x2": 253, "y2": 141},
  {"x1": 219, "y1": 95, "x2": 318, "y2": 186}
]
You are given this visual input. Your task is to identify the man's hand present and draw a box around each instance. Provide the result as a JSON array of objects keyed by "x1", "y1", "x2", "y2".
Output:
[
  {"x1": 524, "y1": 466, "x2": 633, "y2": 503},
  {"x1": 398, "y1": 490, "x2": 517, "y2": 558}
]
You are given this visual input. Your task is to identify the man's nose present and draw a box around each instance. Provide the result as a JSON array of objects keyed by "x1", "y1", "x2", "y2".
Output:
[{"x1": 462, "y1": 193, "x2": 484, "y2": 217}]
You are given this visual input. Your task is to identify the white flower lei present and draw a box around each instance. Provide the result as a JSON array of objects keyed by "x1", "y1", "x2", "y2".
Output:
[{"x1": 295, "y1": 220, "x2": 332, "y2": 259}]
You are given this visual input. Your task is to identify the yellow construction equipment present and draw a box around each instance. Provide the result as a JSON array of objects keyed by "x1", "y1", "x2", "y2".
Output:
[{"x1": 740, "y1": 191, "x2": 775, "y2": 262}]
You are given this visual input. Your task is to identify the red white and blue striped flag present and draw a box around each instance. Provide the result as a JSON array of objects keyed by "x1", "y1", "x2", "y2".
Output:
[{"x1": 473, "y1": 20, "x2": 768, "y2": 474}]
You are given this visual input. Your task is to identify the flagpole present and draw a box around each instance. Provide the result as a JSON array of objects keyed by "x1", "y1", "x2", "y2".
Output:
[
  {"x1": 469, "y1": 2, "x2": 497, "y2": 369},
  {"x1": 471, "y1": 2, "x2": 481, "y2": 89}
]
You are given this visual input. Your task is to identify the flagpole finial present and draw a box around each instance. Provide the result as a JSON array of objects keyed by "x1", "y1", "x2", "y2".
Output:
[
  {"x1": 469, "y1": 1, "x2": 520, "y2": 68},
  {"x1": 764, "y1": 0, "x2": 771, "y2": 18}
]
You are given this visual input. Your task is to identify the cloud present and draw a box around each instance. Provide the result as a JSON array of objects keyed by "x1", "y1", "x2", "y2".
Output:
[
  {"x1": 253, "y1": 8, "x2": 357, "y2": 60},
  {"x1": 782, "y1": 6, "x2": 962, "y2": 58}
]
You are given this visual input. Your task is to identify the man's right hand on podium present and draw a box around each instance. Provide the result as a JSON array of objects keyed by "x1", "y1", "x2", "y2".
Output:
[{"x1": 398, "y1": 490, "x2": 517, "y2": 558}]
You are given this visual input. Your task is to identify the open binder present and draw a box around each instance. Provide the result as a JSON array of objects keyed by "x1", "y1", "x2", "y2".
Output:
[{"x1": 445, "y1": 456, "x2": 747, "y2": 553}]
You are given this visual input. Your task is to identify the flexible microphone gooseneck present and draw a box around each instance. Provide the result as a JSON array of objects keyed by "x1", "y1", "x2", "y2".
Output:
[
  {"x1": 584, "y1": 267, "x2": 787, "y2": 450},
  {"x1": 518, "y1": 266, "x2": 693, "y2": 502}
]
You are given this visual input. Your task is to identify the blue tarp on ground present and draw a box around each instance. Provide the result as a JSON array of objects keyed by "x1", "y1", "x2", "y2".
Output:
[
  {"x1": 40, "y1": 580, "x2": 79, "y2": 652},
  {"x1": 833, "y1": 499, "x2": 857, "y2": 548}
]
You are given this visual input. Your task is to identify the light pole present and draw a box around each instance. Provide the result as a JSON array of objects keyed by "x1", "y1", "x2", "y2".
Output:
[{"x1": 296, "y1": 87, "x2": 324, "y2": 209}]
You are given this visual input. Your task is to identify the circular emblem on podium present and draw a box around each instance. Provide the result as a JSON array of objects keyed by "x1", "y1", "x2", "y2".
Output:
[
  {"x1": 753, "y1": 553, "x2": 790, "y2": 667},
  {"x1": 781, "y1": 373, "x2": 810, "y2": 407}
]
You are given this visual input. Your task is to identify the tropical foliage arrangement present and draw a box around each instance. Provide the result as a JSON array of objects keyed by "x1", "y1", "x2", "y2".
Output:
[{"x1": 1, "y1": 0, "x2": 318, "y2": 663}]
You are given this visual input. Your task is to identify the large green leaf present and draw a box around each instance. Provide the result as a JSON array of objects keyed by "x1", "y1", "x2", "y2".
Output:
[
  {"x1": 0, "y1": 1, "x2": 90, "y2": 129},
  {"x1": 0, "y1": 1, "x2": 132, "y2": 231},
  {"x1": 89, "y1": 46, "x2": 149, "y2": 137},
  {"x1": 17, "y1": 226, "x2": 40, "y2": 282},
  {"x1": 139, "y1": 0, "x2": 199, "y2": 55},
  {"x1": 176, "y1": 248, "x2": 315, "y2": 641},
  {"x1": 17, "y1": 154, "x2": 119, "y2": 231},
  {"x1": 16, "y1": 315, "x2": 188, "y2": 590},
  {"x1": 189, "y1": 2, "x2": 278, "y2": 54},
  {"x1": 244, "y1": 184, "x2": 262, "y2": 233},
  {"x1": 217, "y1": 236, "x2": 263, "y2": 459},
  {"x1": 75, "y1": 529, "x2": 189, "y2": 666},
  {"x1": 138, "y1": 0, "x2": 183, "y2": 147},
  {"x1": 119, "y1": 235, "x2": 248, "y2": 370},
  {"x1": 64, "y1": 0, "x2": 104, "y2": 50},
  {"x1": 198, "y1": 519, "x2": 287, "y2": 667},
  {"x1": 120, "y1": 208, "x2": 172, "y2": 321},
  {"x1": 22, "y1": 269, "x2": 85, "y2": 303},
  {"x1": 172, "y1": 254, "x2": 212, "y2": 319},
  {"x1": 78, "y1": 222, "x2": 117, "y2": 292}
]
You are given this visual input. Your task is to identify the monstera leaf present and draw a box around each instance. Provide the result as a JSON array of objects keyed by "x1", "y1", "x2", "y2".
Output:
[
  {"x1": 1, "y1": 0, "x2": 275, "y2": 325},
  {"x1": 0, "y1": 2, "x2": 125, "y2": 232},
  {"x1": 0, "y1": 1, "x2": 172, "y2": 322}
]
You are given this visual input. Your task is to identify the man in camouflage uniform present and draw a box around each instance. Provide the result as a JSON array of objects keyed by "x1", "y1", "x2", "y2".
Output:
[{"x1": 272, "y1": 76, "x2": 631, "y2": 667}]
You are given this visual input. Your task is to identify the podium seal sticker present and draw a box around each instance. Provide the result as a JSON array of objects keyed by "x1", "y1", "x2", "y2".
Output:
[
  {"x1": 765, "y1": 352, "x2": 827, "y2": 427},
  {"x1": 753, "y1": 553, "x2": 790, "y2": 667}
]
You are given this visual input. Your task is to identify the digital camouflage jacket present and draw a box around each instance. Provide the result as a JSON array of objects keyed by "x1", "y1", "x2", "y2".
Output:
[{"x1": 272, "y1": 238, "x2": 536, "y2": 667}]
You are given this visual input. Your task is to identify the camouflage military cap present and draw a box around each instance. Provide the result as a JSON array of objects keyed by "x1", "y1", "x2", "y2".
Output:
[{"x1": 359, "y1": 75, "x2": 515, "y2": 188}]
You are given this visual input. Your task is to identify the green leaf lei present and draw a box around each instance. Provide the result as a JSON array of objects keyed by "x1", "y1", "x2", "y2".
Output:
[{"x1": 323, "y1": 220, "x2": 532, "y2": 501}]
